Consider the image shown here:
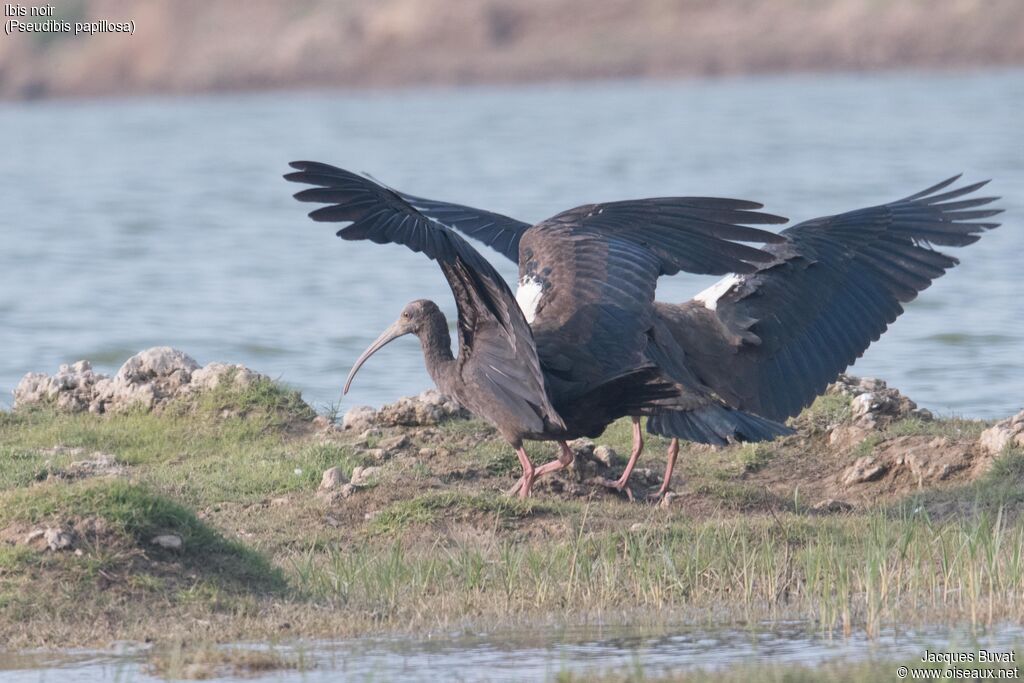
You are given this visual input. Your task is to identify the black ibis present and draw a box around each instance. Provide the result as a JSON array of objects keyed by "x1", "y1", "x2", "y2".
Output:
[
  {"x1": 383, "y1": 174, "x2": 1003, "y2": 498},
  {"x1": 285, "y1": 161, "x2": 792, "y2": 496}
]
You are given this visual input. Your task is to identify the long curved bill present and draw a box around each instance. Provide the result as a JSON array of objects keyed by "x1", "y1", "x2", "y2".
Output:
[{"x1": 343, "y1": 321, "x2": 408, "y2": 395}]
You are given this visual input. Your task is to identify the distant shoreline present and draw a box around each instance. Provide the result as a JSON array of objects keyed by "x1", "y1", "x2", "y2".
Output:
[{"x1": 2, "y1": 0, "x2": 1022, "y2": 101}]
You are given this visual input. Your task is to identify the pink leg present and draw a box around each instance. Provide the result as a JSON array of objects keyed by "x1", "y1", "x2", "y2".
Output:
[
  {"x1": 595, "y1": 417, "x2": 644, "y2": 500},
  {"x1": 507, "y1": 442, "x2": 574, "y2": 497},
  {"x1": 651, "y1": 438, "x2": 680, "y2": 501},
  {"x1": 514, "y1": 446, "x2": 535, "y2": 499},
  {"x1": 532, "y1": 442, "x2": 575, "y2": 479}
]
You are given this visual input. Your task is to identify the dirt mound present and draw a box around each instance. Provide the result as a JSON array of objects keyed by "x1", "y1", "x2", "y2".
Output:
[
  {"x1": 2, "y1": 515, "x2": 118, "y2": 554},
  {"x1": 834, "y1": 436, "x2": 988, "y2": 500}
]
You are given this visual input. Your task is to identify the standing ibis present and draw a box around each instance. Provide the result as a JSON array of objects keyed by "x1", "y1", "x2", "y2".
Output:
[
  {"x1": 381, "y1": 174, "x2": 1002, "y2": 499},
  {"x1": 285, "y1": 161, "x2": 792, "y2": 496}
]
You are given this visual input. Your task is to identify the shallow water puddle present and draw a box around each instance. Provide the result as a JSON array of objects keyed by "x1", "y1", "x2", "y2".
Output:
[{"x1": 2, "y1": 623, "x2": 1022, "y2": 681}]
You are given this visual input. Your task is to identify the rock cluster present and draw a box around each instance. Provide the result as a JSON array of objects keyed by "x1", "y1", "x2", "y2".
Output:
[
  {"x1": 20, "y1": 516, "x2": 112, "y2": 554},
  {"x1": 979, "y1": 410, "x2": 1024, "y2": 456},
  {"x1": 830, "y1": 375, "x2": 933, "y2": 426},
  {"x1": 826, "y1": 375, "x2": 933, "y2": 450},
  {"x1": 316, "y1": 464, "x2": 384, "y2": 503},
  {"x1": 13, "y1": 347, "x2": 277, "y2": 414},
  {"x1": 341, "y1": 389, "x2": 469, "y2": 431}
]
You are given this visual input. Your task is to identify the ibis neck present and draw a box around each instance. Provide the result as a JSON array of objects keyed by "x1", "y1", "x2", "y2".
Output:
[{"x1": 417, "y1": 311, "x2": 457, "y2": 392}]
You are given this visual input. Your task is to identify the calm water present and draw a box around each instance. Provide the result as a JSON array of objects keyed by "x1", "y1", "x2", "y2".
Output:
[
  {"x1": 1, "y1": 71, "x2": 1022, "y2": 418},
  {"x1": 1, "y1": 624, "x2": 1021, "y2": 682}
]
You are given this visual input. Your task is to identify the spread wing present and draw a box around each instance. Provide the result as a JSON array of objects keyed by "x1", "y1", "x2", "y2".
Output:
[
  {"x1": 395, "y1": 190, "x2": 531, "y2": 263},
  {"x1": 519, "y1": 198, "x2": 788, "y2": 393},
  {"x1": 285, "y1": 161, "x2": 564, "y2": 433},
  {"x1": 669, "y1": 176, "x2": 1002, "y2": 421}
]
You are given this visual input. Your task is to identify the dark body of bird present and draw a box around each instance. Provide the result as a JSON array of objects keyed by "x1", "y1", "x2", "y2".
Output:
[
  {"x1": 386, "y1": 174, "x2": 1003, "y2": 497},
  {"x1": 285, "y1": 161, "x2": 793, "y2": 495}
]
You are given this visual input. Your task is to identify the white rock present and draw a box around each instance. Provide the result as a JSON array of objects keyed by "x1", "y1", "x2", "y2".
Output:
[
  {"x1": 978, "y1": 410, "x2": 1024, "y2": 457},
  {"x1": 343, "y1": 406, "x2": 378, "y2": 431},
  {"x1": 851, "y1": 393, "x2": 875, "y2": 419},
  {"x1": 189, "y1": 362, "x2": 262, "y2": 391},
  {"x1": 980, "y1": 424, "x2": 1014, "y2": 456},
  {"x1": 116, "y1": 347, "x2": 198, "y2": 384},
  {"x1": 318, "y1": 466, "x2": 348, "y2": 492},
  {"x1": 842, "y1": 456, "x2": 887, "y2": 486},
  {"x1": 374, "y1": 390, "x2": 469, "y2": 427},
  {"x1": 13, "y1": 372, "x2": 55, "y2": 406},
  {"x1": 151, "y1": 534, "x2": 183, "y2": 550},
  {"x1": 44, "y1": 527, "x2": 74, "y2": 551},
  {"x1": 350, "y1": 465, "x2": 382, "y2": 487}
]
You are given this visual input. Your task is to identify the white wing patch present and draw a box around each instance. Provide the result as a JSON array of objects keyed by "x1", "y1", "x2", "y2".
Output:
[
  {"x1": 693, "y1": 273, "x2": 743, "y2": 311},
  {"x1": 515, "y1": 275, "x2": 544, "y2": 324}
]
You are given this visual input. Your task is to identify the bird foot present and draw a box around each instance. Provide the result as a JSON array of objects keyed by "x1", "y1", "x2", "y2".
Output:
[
  {"x1": 647, "y1": 487, "x2": 674, "y2": 505},
  {"x1": 506, "y1": 475, "x2": 535, "y2": 498},
  {"x1": 505, "y1": 477, "x2": 524, "y2": 497},
  {"x1": 590, "y1": 476, "x2": 635, "y2": 502}
]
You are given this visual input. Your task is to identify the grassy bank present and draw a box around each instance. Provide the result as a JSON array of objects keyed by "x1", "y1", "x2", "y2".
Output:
[{"x1": 1, "y1": 379, "x2": 1022, "y2": 656}]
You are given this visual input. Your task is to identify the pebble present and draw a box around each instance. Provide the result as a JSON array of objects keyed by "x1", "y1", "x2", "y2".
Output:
[
  {"x1": 44, "y1": 527, "x2": 74, "y2": 551},
  {"x1": 151, "y1": 534, "x2": 183, "y2": 550},
  {"x1": 318, "y1": 466, "x2": 347, "y2": 491}
]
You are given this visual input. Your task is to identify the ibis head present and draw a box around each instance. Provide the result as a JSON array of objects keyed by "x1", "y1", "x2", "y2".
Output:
[{"x1": 344, "y1": 299, "x2": 445, "y2": 395}]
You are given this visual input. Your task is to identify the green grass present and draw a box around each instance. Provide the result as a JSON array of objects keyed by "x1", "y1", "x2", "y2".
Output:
[
  {"x1": 850, "y1": 433, "x2": 882, "y2": 458},
  {"x1": 884, "y1": 415, "x2": 989, "y2": 440},
  {"x1": 797, "y1": 393, "x2": 853, "y2": 434},
  {"x1": 184, "y1": 373, "x2": 316, "y2": 426},
  {"x1": 553, "y1": 652, "x2": 1024, "y2": 682},
  {"x1": 2, "y1": 389, "x2": 1024, "y2": 648},
  {"x1": 905, "y1": 449, "x2": 1024, "y2": 515},
  {"x1": 370, "y1": 491, "x2": 548, "y2": 533},
  {"x1": 283, "y1": 504, "x2": 1024, "y2": 637},
  {"x1": 0, "y1": 479, "x2": 285, "y2": 593},
  {"x1": 0, "y1": 401, "x2": 367, "y2": 507},
  {"x1": 737, "y1": 442, "x2": 777, "y2": 472}
]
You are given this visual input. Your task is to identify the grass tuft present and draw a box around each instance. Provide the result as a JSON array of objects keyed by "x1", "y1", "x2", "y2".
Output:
[
  {"x1": 797, "y1": 393, "x2": 852, "y2": 435},
  {"x1": 184, "y1": 373, "x2": 316, "y2": 426},
  {"x1": 0, "y1": 479, "x2": 285, "y2": 593},
  {"x1": 371, "y1": 491, "x2": 545, "y2": 533}
]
